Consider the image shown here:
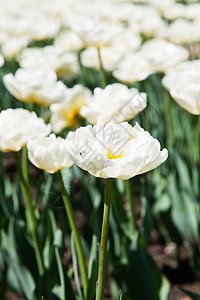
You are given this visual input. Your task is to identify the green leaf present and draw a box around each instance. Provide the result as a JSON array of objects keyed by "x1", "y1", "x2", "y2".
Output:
[
  {"x1": 112, "y1": 184, "x2": 131, "y2": 239},
  {"x1": 87, "y1": 235, "x2": 99, "y2": 300},
  {"x1": 117, "y1": 290, "x2": 123, "y2": 300},
  {"x1": 169, "y1": 174, "x2": 199, "y2": 241},
  {"x1": 110, "y1": 210, "x2": 121, "y2": 258},
  {"x1": 127, "y1": 233, "x2": 169, "y2": 300},
  {"x1": 159, "y1": 276, "x2": 170, "y2": 300},
  {"x1": 53, "y1": 244, "x2": 76, "y2": 300},
  {"x1": 181, "y1": 288, "x2": 200, "y2": 300},
  {"x1": 140, "y1": 186, "x2": 152, "y2": 247},
  {"x1": 1, "y1": 220, "x2": 36, "y2": 299},
  {"x1": 174, "y1": 152, "x2": 195, "y2": 198},
  {"x1": 71, "y1": 233, "x2": 83, "y2": 300},
  {"x1": 54, "y1": 229, "x2": 63, "y2": 249}
]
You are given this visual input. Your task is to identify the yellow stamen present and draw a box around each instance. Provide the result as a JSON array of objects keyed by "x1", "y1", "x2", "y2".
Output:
[{"x1": 107, "y1": 150, "x2": 123, "y2": 160}]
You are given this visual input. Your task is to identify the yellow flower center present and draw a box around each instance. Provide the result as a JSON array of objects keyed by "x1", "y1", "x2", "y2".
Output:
[
  {"x1": 65, "y1": 107, "x2": 81, "y2": 126},
  {"x1": 107, "y1": 150, "x2": 123, "y2": 160}
]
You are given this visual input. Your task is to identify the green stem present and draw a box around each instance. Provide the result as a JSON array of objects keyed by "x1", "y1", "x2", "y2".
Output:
[
  {"x1": 77, "y1": 49, "x2": 86, "y2": 86},
  {"x1": 97, "y1": 47, "x2": 107, "y2": 88},
  {"x1": 14, "y1": 149, "x2": 45, "y2": 276},
  {"x1": 195, "y1": 115, "x2": 200, "y2": 164},
  {"x1": 96, "y1": 178, "x2": 112, "y2": 300},
  {"x1": 126, "y1": 179, "x2": 137, "y2": 235},
  {"x1": 164, "y1": 91, "x2": 173, "y2": 152},
  {"x1": 57, "y1": 170, "x2": 88, "y2": 299}
]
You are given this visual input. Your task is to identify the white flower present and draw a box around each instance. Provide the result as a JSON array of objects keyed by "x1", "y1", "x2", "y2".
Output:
[
  {"x1": 67, "y1": 117, "x2": 168, "y2": 180},
  {"x1": 162, "y1": 60, "x2": 200, "y2": 91},
  {"x1": 27, "y1": 134, "x2": 73, "y2": 173},
  {"x1": 18, "y1": 46, "x2": 79, "y2": 81},
  {"x1": 81, "y1": 30, "x2": 141, "y2": 72},
  {"x1": 139, "y1": 15, "x2": 166, "y2": 37},
  {"x1": 186, "y1": 4, "x2": 200, "y2": 20},
  {"x1": 18, "y1": 46, "x2": 61, "y2": 70},
  {"x1": 111, "y1": 29, "x2": 141, "y2": 54},
  {"x1": 0, "y1": 55, "x2": 4, "y2": 68},
  {"x1": 113, "y1": 53, "x2": 154, "y2": 84},
  {"x1": 0, "y1": 108, "x2": 51, "y2": 152},
  {"x1": 29, "y1": 16, "x2": 60, "y2": 41},
  {"x1": 1, "y1": 36, "x2": 30, "y2": 59},
  {"x1": 3, "y1": 68, "x2": 68, "y2": 106},
  {"x1": 162, "y1": 60, "x2": 200, "y2": 115},
  {"x1": 158, "y1": 19, "x2": 200, "y2": 45},
  {"x1": 69, "y1": 17, "x2": 124, "y2": 48},
  {"x1": 163, "y1": 3, "x2": 187, "y2": 20},
  {"x1": 170, "y1": 80, "x2": 200, "y2": 115},
  {"x1": 80, "y1": 83, "x2": 147, "y2": 125},
  {"x1": 140, "y1": 39, "x2": 189, "y2": 73},
  {"x1": 50, "y1": 85, "x2": 91, "y2": 133},
  {"x1": 81, "y1": 47, "x2": 122, "y2": 72},
  {"x1": 54, "y1": 30, "x2": 84, "y2": 52}
]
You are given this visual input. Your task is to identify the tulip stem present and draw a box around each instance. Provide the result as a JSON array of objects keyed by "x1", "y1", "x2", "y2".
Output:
[
  {"x1": 97, "y1": 47, "x2": 107, "y2": 88},
  {"x1": 96, "y1": 178, "x2": 112, "y2": 300},
  {"x1": 57, "y1": 170, "x2": 88, "y2": 299},
  {"x1": 195, "y1": 115, "x2": 200, "y2": 164},
  {"x1": 14, "y1": 148, "x2": 45, "y2": 276},
  {"x1": 126, "y1": 179, "x2": 137, "y2": 235},
  {"x1": 77, "y1": 49, "x2": 86, "y2": 86}
]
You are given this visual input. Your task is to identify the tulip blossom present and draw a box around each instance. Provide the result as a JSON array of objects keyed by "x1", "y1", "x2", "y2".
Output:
[
  {"x1": 69, "y1": 17, "x2": 124, "y2": 48},
  {"x1": 50, "y1": 84, "x2": 91, "y2": 133},
  {"x1": 3, "y1": 68, "x2": 69, "y2": 106},
  {"x1": 18, "y1": 46, "x2": 79, "y2": 81},
  {"x1": 113, "y1": 53, "x2": 154, "y2": 84},
  {"x1": 162, "y1": 60, "x2": 200, "y2": 115},
  {"x1": 80, "y1": 83, "x2": 147, "y2": 125},
  {"x1": 140, "y1": 39, "x2": 189, "y2": 73},
  {"x1": 157, "y1": 19, "x2": 200, "y2": 45},
  {"x1": 0, "y1": 55, "x2": 4, "y2": 67},
  {"x1": 67, "y1": 117, "x2": 168, "y2": 180},
  {"x1": 27, "y1": 134, "x2": 73, "y2": 173},
  {"x1": 0, "y1": 108, "x2": 51, "y2": 152}
]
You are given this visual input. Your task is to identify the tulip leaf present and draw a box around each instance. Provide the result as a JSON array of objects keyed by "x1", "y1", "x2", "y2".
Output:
[
  {"x1": 87, "y1": 235, "x2": 99, "y2": 300},
  {"x1": 117, "y1": 290, "x2": 123, "y2": 300},
  {"x1": 71, "y1": 233, "x2": 84, "y2": 300},
  {"x1": 53, "y1": 239, "x2": 75, "y2": 300},
  {"x1": 1, "y1": 219, "x2": 36, "y2": 299},
  {"x1": 111, "y1": 184, "x2": 131, "y2": 239},
  {"x1": 169, "y1": 174, "x2": 199, "y2": 241},
  {"x1": 127, "y1": 232, "x2": 169, "y2": 300},
  {"x1": 181, "y1": 288, "x2": 200, "y2": 300}
]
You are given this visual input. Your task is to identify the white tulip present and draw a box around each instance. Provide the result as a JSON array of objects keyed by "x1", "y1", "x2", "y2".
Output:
[
  {"x1": 67, "y1": 117, "x2": 168, "y2": 180},
  {"x1": 113, "y1": 53, "x2": 153, "y2": 84},
  {"x1": 69, "y1": 16, "x2": 124, "y2": 48},
  {"x1": 162, "y1": 60, "x2": 200, "y2": 114},
  {"x1": 27, "y1": 134, "x2": 73, "y2": 173},
  {"x1": 162, "y1": 60, "x2": 200, "y2": 91},
  {"x1": 54, "y1": 30, "x2": 84, "y2": 52},
  {"x1": 157, "y1": 19, "x2": 200, "y2": 45},
  {"x1": 50, "y1": 85, "x2": 91, "y2": 133},
  {"x1": 3, "y1": 68, "x2": 68, "y2": 106},
  {"x1": 0, "y1": 55, "x2": 4, "y2": 67},
  {"x1": 80, "y1": 83, "x2": 147, "y2": 125},
  {"x1": 140, "y1": 39, "x2": 189, "y2": 73},
  {"x1": 0, "y1": 108, "x2": 51, "y2": 152},
  {"x1": 1, "y1": 36, "x2": 30, "y2": 59},
  {"x1": 81, "y1": 47, "x2": 122, "y2": 72},
  {"x1": 170, "y1": 80, "x2": 200, "y2": 115},
  {"x1": 18, "y1": 46, "x2": 79, "y2": 81}
]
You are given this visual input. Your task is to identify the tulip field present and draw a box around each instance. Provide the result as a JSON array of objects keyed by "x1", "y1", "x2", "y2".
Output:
[{"x1": 0, "y1": 0, "x2": 200, "y2": 299}]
